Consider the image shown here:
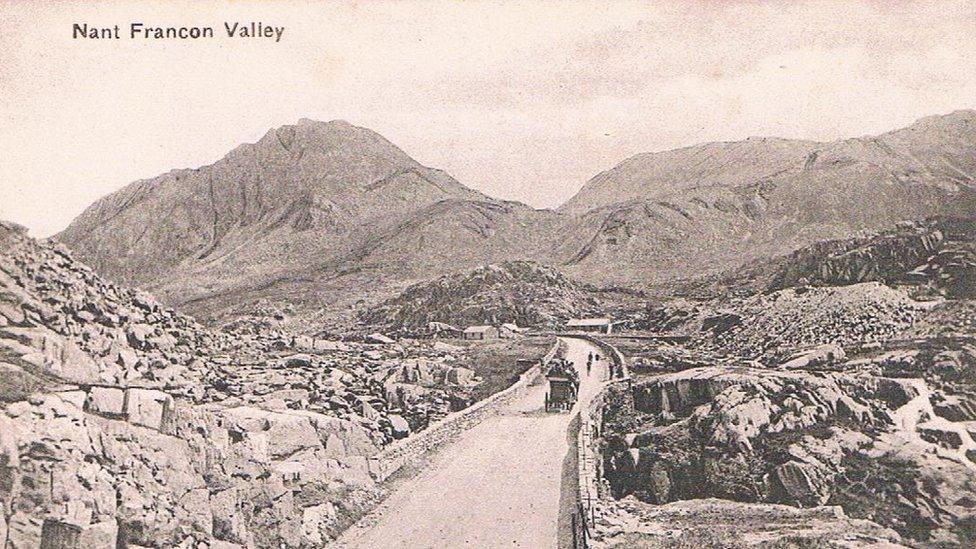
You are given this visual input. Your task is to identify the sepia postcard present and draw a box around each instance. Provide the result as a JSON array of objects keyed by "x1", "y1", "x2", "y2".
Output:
[{"x1": 1, "y1": 1, "x2": 975, "y2": 547}]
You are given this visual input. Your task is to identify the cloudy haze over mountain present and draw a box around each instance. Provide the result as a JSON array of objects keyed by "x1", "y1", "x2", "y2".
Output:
[{"x1": 2, "y1": 0, "x2": 976, "y2": 236}]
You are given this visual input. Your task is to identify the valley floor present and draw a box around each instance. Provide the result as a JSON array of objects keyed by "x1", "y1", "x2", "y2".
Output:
[{"x1": 334, "y1": 337, "x2": 608, "y2": 549}]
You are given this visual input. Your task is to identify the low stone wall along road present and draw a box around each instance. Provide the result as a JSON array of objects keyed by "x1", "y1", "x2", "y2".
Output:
[{"x1": 335, "y1": 337, "x2": 609, "y2": 549}]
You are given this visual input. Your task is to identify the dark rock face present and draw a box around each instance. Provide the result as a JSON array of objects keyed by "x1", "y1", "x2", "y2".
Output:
[
  {"x1": 767, "y1": 217, "x2": 976, "y2": 298},
  {"x1": 701, "y1": 313, "x2": 742, "y2": 335},
  {"x1": 771, "y1": 224, "x2": 945, "y2": 288},
  {"x1": 599, "y1": 365, "x2": 976, "y2": 544},
  {"x1": 932, "y1": 393, "x2": 976, "y2": 422}
]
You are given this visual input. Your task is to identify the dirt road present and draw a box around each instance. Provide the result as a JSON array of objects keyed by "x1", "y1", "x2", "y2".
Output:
[{"x1": 335, "y1": 336, "x2": 608, "y2": 549}]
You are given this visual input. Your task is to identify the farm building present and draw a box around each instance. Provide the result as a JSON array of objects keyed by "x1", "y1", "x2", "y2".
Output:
[
  {"x1": 463, "y1": 325, "x2": 499, "y2": 340},
  {"x1": 566, "y1": 317, "x2": 613, "y2": 334}
]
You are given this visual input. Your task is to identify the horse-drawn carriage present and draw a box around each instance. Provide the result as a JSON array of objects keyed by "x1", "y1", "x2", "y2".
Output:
[{"x1": 544, "y1": 358, "x2": 579, "y2": 412}]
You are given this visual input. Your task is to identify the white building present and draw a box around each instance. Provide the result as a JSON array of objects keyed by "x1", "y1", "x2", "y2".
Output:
[{"x1": 566, "y1": 318, "x2": 613, "y2": 334}]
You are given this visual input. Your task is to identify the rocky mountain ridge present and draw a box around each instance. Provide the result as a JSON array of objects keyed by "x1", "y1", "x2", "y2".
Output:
[
  {"x1": 55, "y1": 110, "x2": 976, "y2": 329},
  {"x1": 57, "y1": 119, "x2": 501, "y2": 324},
  {"x1": 560, "y1": 110, "x2": 976, "y2": 287}
]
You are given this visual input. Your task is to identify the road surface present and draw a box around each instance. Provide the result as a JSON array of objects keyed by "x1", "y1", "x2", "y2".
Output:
[{"x1": 335, "y1": 336, "x2": 608, "y2": 549}]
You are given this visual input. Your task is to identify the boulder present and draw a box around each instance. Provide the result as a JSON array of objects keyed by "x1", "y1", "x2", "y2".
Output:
[
  {"x1": 0, "y1": 298, "x2": 26, "y2": 325},
  {"x1": 211, "y1": 541, "x2": 246, "y2": 549},
  {"x1": 701, "y1": 312, "x2": 742, "y2": 334},
  {"x1": 779, "y1": 344, "x2": 846, "y2": 370},
  {"x1": 283, "y1": 353, "x2": 314, "y2": 368},
  {"x1": 79, "y1": 520, "x2": 118, "y2": 549},
  {"x1": 769, "y1": 460, "x2": 831, "y2": 506},
  {"x1": 87, "y1": 387, "x2": 126, "y2": 417},
  {"x1": 920, "y1": 427, "x2": 964, "y2": 449},
  {"x1": 447, "y1": 367, "x2": 476, "y2": 385},
  {"x1": 3, "y1": 327, "x2": 101, "y2": 383},
  {"x1": 210, "y1": 487, "x2": 249, "y2": 544},
  {"x1": 360, "y1": 400, "x2": 381, "y2": 421},
  {"x1": 432, "y1": 341, "x2": 462, "y2": 353},
  {"x1": 301, "y1": 502, "x2": 337, "y2": 546},
  {"x1": 38, "y1": 517, "x2": 118, "y2": 549},
  {"x1": 148, "y1": 332, "x2": 177, "y2": 351},
  {"x1": 384, "y1": 382, "x2": 428, "y2": 408},
  {"x1": 388, "y1": 414, "x2": 410, "y2": 439},
  {"x1": 126, "y1": 323, "x2": 154, "y2": 348},
  {"x1": 366, "y1": 333, "x2": 396, "y2": 345},
  {"x1": 5, "y1": 513, "x2": 42, "y2": 549},
  {"x1": 124, "y1": 388, "x2": 174, "y2": 430},
  {"x1": 314, "y1": 339, "x2": 349, "y2": 351},
  {"x1": 131, "y1": 290, "x2": 158, "y2": 311},
  {"x1": 293, "y1": 335, "x2": 314, "y2": 349},
  {"x1": 222, "y1": 407, "x2": 322, "y2": 459},
  {"x1": 932, "y1": 393, "x2": 976, "y2": 422}
]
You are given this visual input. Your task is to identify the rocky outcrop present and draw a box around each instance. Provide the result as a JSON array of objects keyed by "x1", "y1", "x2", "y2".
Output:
[
  {"x1": 600, "y1": 363, "x2": 976, "y2": 545},
  {"x1": 1, "y1": 391, "x2": 380, "y2": 548},
  {"x1": 770, "y1": 221, "x2": 946, "y2": 288},
  {"x1": 1, "y1": 221, "x2": 219, "y2": 397},
  {"x1": 701, "y1": 282, "x2": 922, "y2": 362},
  {"x1": 591, "y1": 498, "x2": 905, "y2": 548},
  {"x1": 764, "y1": 216, "x2": 976, "y2": 298},
  {"x1": 605, "y1": 367, "x2": 876, "y2": 506},
  {"x1": 695, "y1": 215, "x2": 975, "y2": 302},
  {"x1": 361, "y1": 260, "x2": 604, "y2": 332}
]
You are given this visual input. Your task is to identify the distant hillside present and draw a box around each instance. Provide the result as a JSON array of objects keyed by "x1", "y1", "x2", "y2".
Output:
[
  {"x1": 57, "y1": 111, "x2": 976, "y2": 327},
  {"x1": 335, "y1": 199, "x2": 562, "y2": 280},
  {"x1": 557, "y1": 110, "x2": 976, "y2": 286},
  {"x1": 361, "y1": 260, "x2": 600, "y2": 331},
  {"x1": 678, "y1": 215, "x2": 976, "y2": 300},
  {"x1": 560, "y1": 137, "x2": 821, "y2": 215}
]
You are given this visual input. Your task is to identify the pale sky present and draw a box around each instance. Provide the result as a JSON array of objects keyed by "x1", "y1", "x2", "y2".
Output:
[{"x1": 2, "y1": 0, "x2": 975, "y2": 237}]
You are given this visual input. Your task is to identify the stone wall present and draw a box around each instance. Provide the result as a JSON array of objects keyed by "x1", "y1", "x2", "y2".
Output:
[
  {"x1": 367, "y1": 339, "x2": 562, "y2": 482},
  {"x1": 575, "y1": 335, "x2": 629, "y2": 539}
]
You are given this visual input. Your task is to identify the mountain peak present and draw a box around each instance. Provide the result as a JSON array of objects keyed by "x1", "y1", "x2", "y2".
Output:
[
  {"x1": 254, "y1": 117, "x2": 395, "y2": 152},
  {"x1": 297, "y1": 117, "x2": 352, "y2": 127},
  {"x1": 57, "y1": 120, "x2": 488, "y2": 295}
]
